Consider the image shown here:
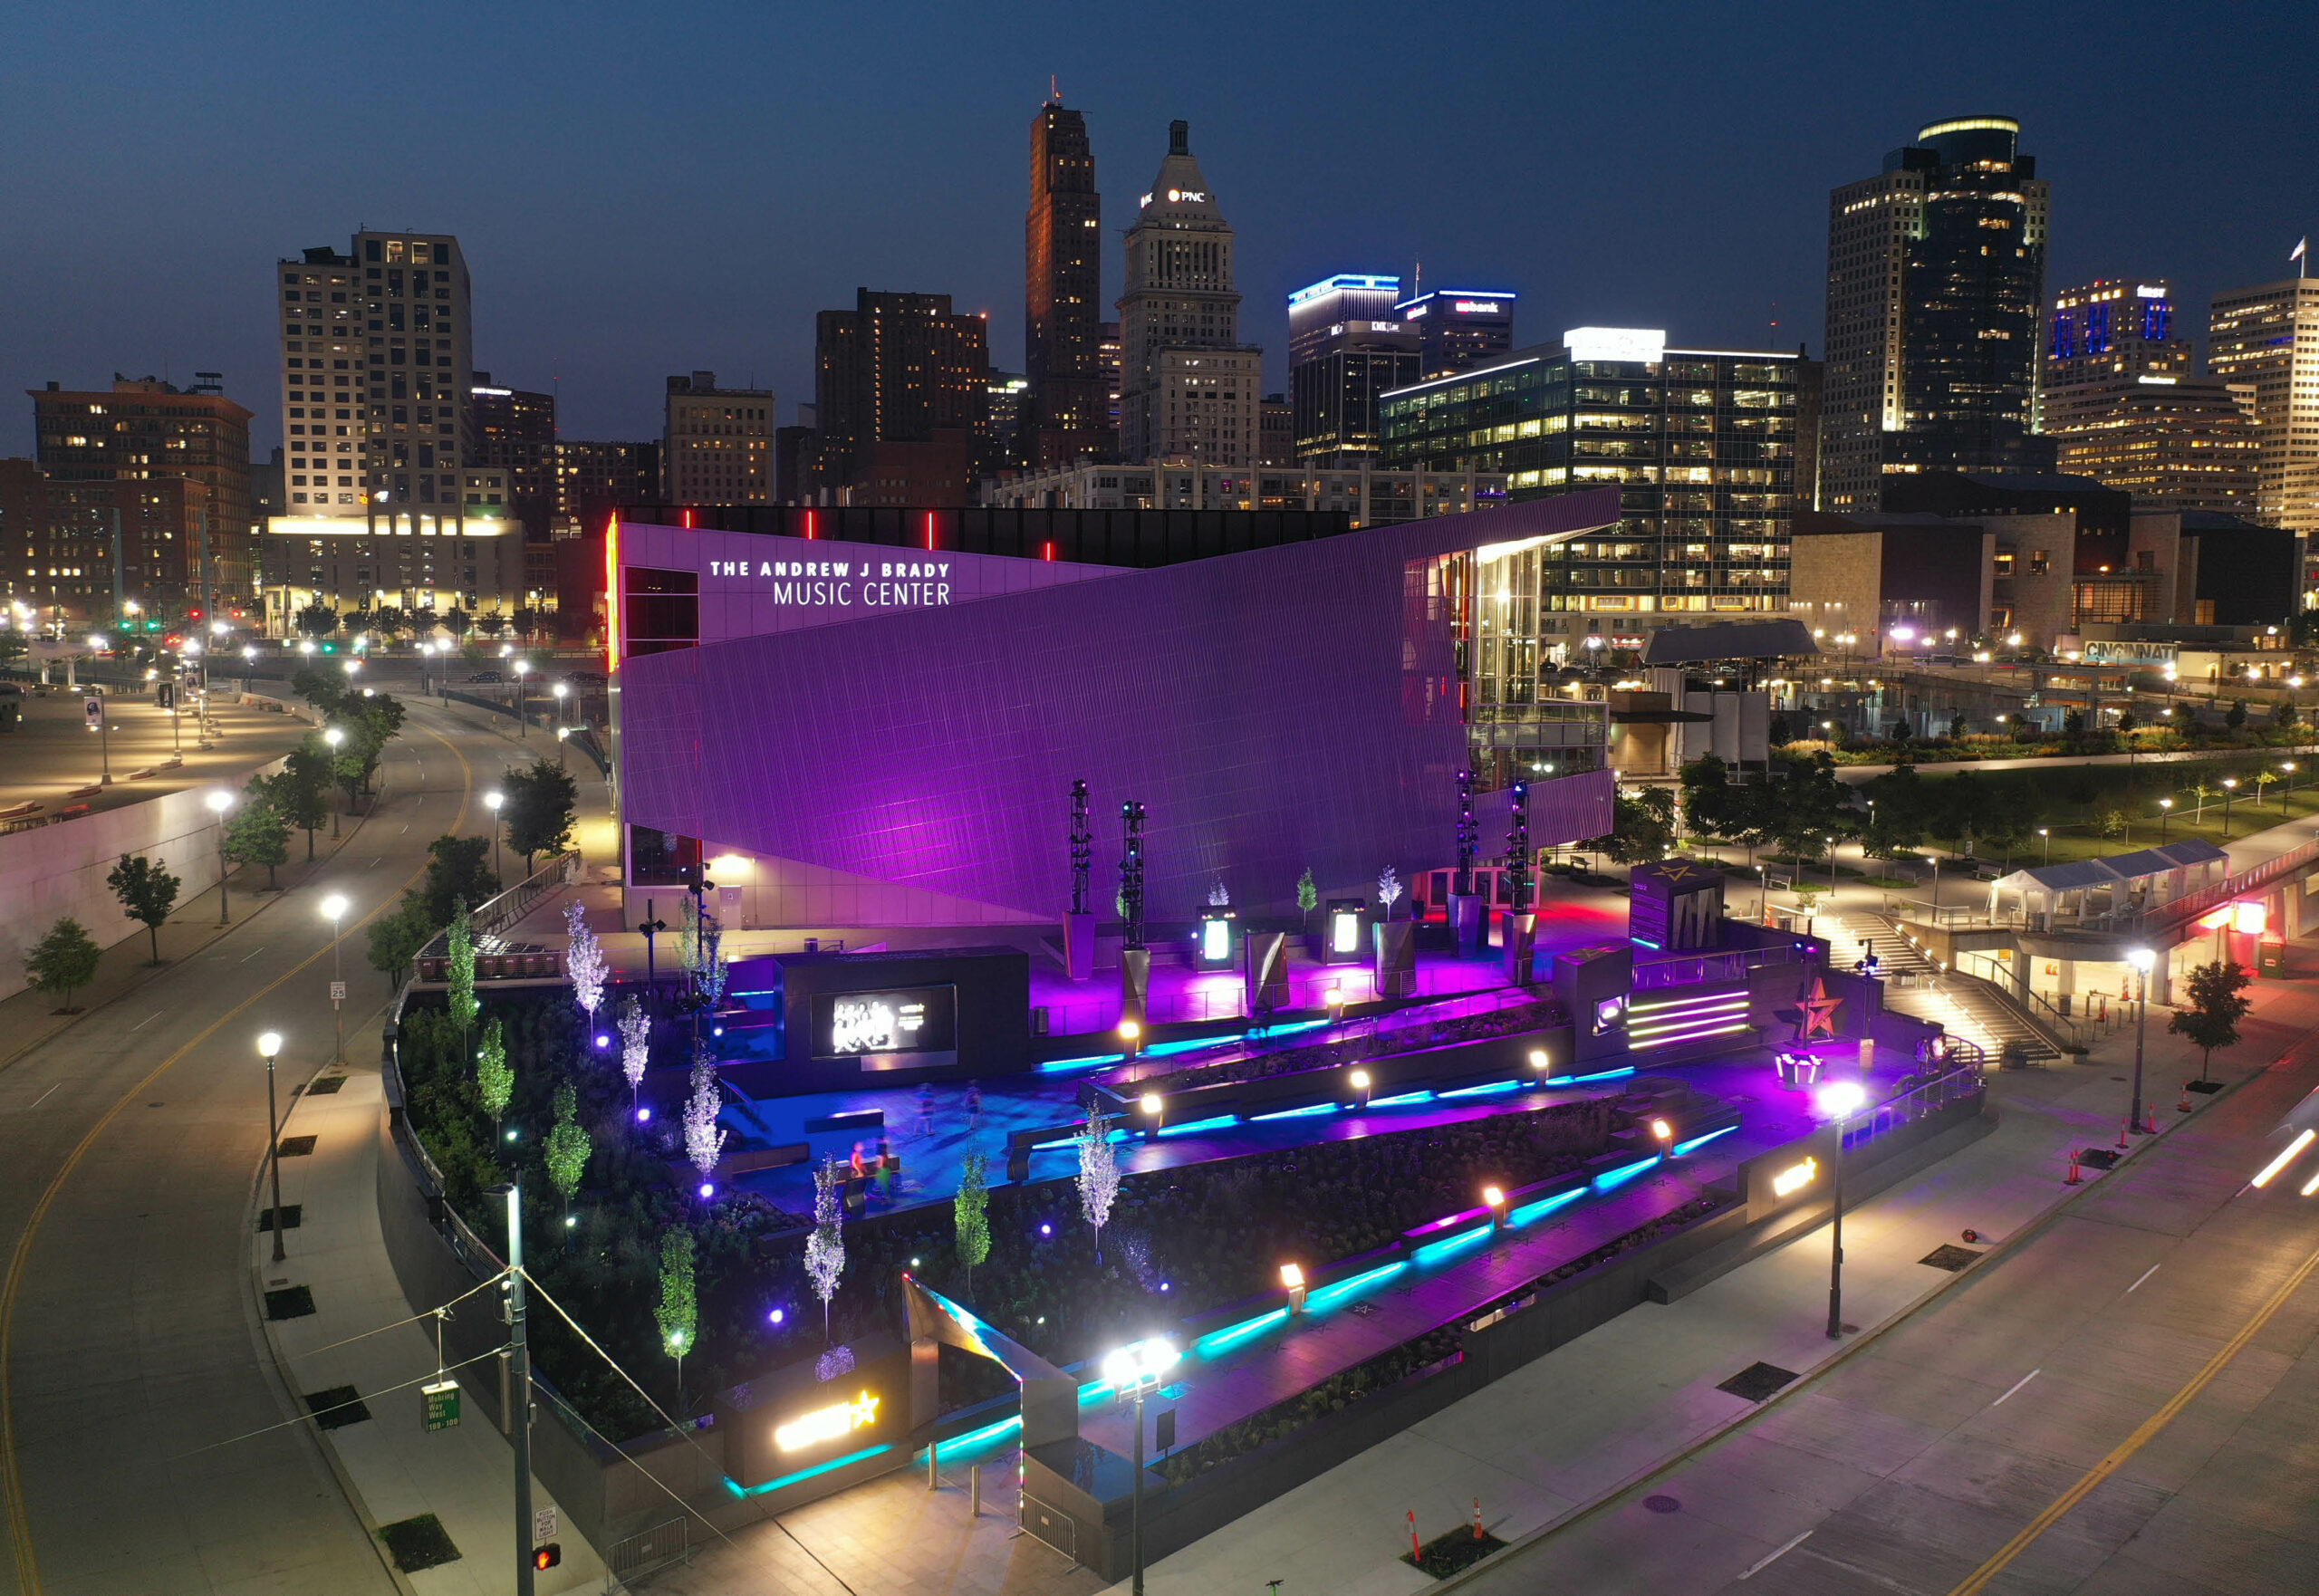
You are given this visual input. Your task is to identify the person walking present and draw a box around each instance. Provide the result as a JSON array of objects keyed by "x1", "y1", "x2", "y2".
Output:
[
  {"x1": 965, "y1": 1082, "x2": 983, "y2": 1130},
  {"x1": 915, "y1": 1082, "x2": 936, "y2": 1139}
]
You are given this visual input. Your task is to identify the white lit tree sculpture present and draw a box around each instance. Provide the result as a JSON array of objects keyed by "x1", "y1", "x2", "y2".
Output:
[
  {"x1": 1378, "y1": 865, "x2": 1404, "y2": 921},
  {"x1": 683, "y1": 1042, "x2": 726, "y2": 1193},
  {"x1": 805, "y1": 1156, "x2": 846, "y2": 1339},
  {"x1": 1076, "y1": 1111, "x2": 1120, "y2": 1263},
  {"x1": 564, "y1": 899, "x2": 609, "y2": 1029},
  {"x1": 618, "y1": 994, "x2": 650, "y2": 1112}
]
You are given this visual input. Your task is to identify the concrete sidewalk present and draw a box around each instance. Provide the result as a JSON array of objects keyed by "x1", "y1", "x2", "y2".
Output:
[{"x1": 254, "y1": 1056, "x2": 610, "y2": 1594}]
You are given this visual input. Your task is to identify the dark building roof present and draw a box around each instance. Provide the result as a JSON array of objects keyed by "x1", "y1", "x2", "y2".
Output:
[{"x1": 1641, "y1": 619, "x2": 1818, "y2": 664}]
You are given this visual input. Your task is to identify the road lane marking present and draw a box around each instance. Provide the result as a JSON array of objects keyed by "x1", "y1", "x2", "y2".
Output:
[
  {"x1": 1946, "y1": 1235, "x2": 2319, "y2": 1595},
  {"x1": 369, "y1": 856, "x2": 382, "y2": 869},
  {"x1": 0, "y1": 718, "x2": 474, "y2": 1595},
  {"x1": 2127, "y1": 1264, "x2": 2160, "y2": 1293},
  {"x1": 1738, "y1": 1530, "x2": 1811, "y2": 1579},
  {"x1": 1990, "y1": 1369, "x2": 2040, "y2": 1407},
  {"x1": 128, "y1": 1012, "x2": 164, "y2": 1032},
  {"x1": 24, "y1": 1085, "x2": 61, "y2": 1111},
  {"x1": 237, "y1": 946, "x2": 267, "y2": 964}
]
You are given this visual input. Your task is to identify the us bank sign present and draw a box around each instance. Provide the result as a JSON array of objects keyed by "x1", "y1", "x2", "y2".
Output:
[{"x1": 707, "y1": 556, "x2": 953, "y2": 610}]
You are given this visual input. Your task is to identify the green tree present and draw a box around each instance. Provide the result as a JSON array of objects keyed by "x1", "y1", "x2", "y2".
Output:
[
  {"x1": 657, "y1": 1229, "x2": 698, "y2": 1407},
  {"x1": 1768, "y1": 753, "x2": 1857, "y2": 862},
  {"x1": 1591, "y1": 785, "x2": 1678, "y2": 866},
  {"x1": 419, "y1": 837, "x2": 498, "y2": 928},
  {"x1": 2063, "y1": 708, "x2": 2086, "y2": 738},
  {"x1": 1679, "y1": 753, "x2": 1737, "y2": 841},
  {"x1": 473, "y1": 1014, "x2": 512, "y2": 1128},
  {"x1": 294, "y1": 601, "x2": 340, "y2": 639},
  {"x1": 2227, "y1": 698, "x2": 2249, "y2": 732},
  {"x1": 447, "y1": 901, "x2": 479, "y2": 1046},
  {"x1": 366, "y1": 896, "x2": 431, "y2": 985},
  {"x1": 289, "y1": 665, "x2": 349, "y2": 718},
  {"x1": 1295, "y1": 867, "x2": 1317, "y2": 929},
  {"x1": 24, "y1": 917, "x2": 101, "y2": 1012},
  {"x1": 442, "y1": 606, "x2": 474, "y2": 639},
  {"x1": 105, "y1": 853, "x2": 180, "y2": 964},
  {"x1": 1949, "y1": 712, "x2": 1969, "y2": 740},
  {"x1": 1861, "y1": 763, "x2": 1929, "y2": 857},
  {"x1": 2276, "y1": 699, "x2": 2300, "y2": 730},
  {"x1": 272, "y1": 748, "x2": 332, "y2": 861},
  {"x1": 2170, "y1": 960, "x2": 2253, "y2": 1082},
  {"x1": 501, "y1": 757, "x2": 578, "y2": 872},
  {"x1": 953, "y1": 1149, "x2": 991, "y2": 1299},
  {"x1": 223, "y1": 776, "x2": 293, "y2": 890},
  {"x1": 2117, "y1": 708, "x2": 2139, "y2": 736},
  {"x1": 544, "y1": 1081, "x2": 592, "y2": 1220}
]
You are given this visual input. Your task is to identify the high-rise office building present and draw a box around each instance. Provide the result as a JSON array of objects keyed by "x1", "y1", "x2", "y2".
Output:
[
  {"x1": 275, "y1": 232, "x2": 503, "y2": 529},
  {"x1": 26, "y1": 375, "x2": 254, "y2": 617},
  {"x1": 469, "y1": 374, "x2": 557, "y2": 536},
  {"x1": 1025, "y1": 98, "x2": 1110, "y2": 467},
  {"x1": 1821, "y1": 117, "x2": 2053, "y2": 514},
  {"x1": 1288, "y1": 274, "x2": 1422, "y2": 464},
  {"x1": 987, "y1": 370, "x2": 1032, "y2": 472},
  {"x1": 1099, "y1": 322, "x2": 1122, "y2": 436},
  {"x1": 2044, "y1": 279, "x2": 2257, "y2": 513},
  {"x1": 555, "y1": 439, "x2": 660, "y2": 530},
  {"x1": 661, "y1": 371, "x2": 773, "y2": 504},
  {"x1": 1117, "y1": 121, "x2": 1260, "y2": 467},
  {"x1": 2209, "y1": 277, "x2": 2319, "y2": 534},
  {"x1": 1392, "y1": 289, "x2": 1516, "y2": 378},
  {"x1": 812, "y1": 291, "x2": 989, "y2": 501}
]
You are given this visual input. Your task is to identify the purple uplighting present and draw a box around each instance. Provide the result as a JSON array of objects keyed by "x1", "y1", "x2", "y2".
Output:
[
  {"x1": 698, "y1": 1182, "x2": 714, "y2": 1199},
  {"x1": 769, "y1": 1307, "x2": 784, "y2": 1326},
  {"x1": 594, "y1": 1034, "x2": 611, "y2": 1049},
  {"x1": 637, "y1": 1106, "x2": 652, "y2": 1122},
  {"x1": 1039, "y1": 1223, "x2": 1052, "y2": 1236}
]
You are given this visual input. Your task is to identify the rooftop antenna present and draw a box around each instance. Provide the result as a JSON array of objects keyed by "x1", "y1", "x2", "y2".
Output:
[
  {"x1": 1049, "y1": 73, "x2": 1060, "y2": 104},
  {"x1": 1412, "y1": 259, "x2": 1421, "y2": 298}
]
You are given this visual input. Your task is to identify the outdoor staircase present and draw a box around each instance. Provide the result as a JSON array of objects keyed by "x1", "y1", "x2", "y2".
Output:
[{"x1": 1828, "y1": 909, "x2": 2062, "y2": 1064}]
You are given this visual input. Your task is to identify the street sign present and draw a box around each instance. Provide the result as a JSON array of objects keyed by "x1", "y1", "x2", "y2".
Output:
[
  {"x1": 1154, "y1": 1408, "x2": 1177, "y2": 1454},
  {"x1": 533, "y1": 1505, "x2": 558, "y2": 1543},
  {"x1": 420, "y1": 1379, "x2": 461, "y2": 1431},
  {"x1": 330, "y1": 980, "x2": 347, "y2": 1003},
  {"x1": 157, "y1": 681, "x2": 175, "y2": 710},
  {"x1": 83, "y1": 697, "x2": 102, "y2": 728}
]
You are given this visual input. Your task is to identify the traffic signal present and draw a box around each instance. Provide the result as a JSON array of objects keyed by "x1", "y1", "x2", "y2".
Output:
[{"x1": 532, "y1": 1543, "x2": 562, "y2": 1570}]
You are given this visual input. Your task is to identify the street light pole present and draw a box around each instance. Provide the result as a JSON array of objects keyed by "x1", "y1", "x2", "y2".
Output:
[
  {"x1": 2159, "y1": 798, "x2": 2173, "y2": 843},
  {"x1": 207, "y1": 789, "x2": 234, "y2": 925},
  {"x1": 322, "y1": 894, "x2": 349, "y2": 1065},
  {"x1": 1819, "y1": 1080, "x2": 1866, "y2": 1339},
  {"x1": 323, "y1": 726, "x2": 345, "y2": 838},
  {"x1": 1102, "y1": 1338, "x2": 1181, "y2": 1596},
  {"x1": 260, "y1": 1033, "x2": 287, "y2": 1264},
  {"x1": 494, "y1": 1183, "x2": 536, "y2": 1596},
  {"x1": 486, "y1": 791, "x2": 505, "y2": 885}
]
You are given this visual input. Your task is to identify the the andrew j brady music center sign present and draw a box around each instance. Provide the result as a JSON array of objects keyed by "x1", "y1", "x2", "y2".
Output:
[{"x1": 706, "y1": 555, "x2": 957, "y2": 610}]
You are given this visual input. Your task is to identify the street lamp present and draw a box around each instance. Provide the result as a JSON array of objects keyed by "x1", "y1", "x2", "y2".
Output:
[
  {"x1": 322, "y1": 726, "x2": 346, "y2": 836},
  {"x1": 2039, "y1": 827, "x2": 2050, "y2": 866},
  {"x1": 2221, "y1": 777, "x2": 2238, "y2": 838},
  {"x1": 2159, "y1": 796, "x2": 2174, "y2": 843},
  {"x1": 513, "y1": 659, "x2": 532, "y2": 737},
  {"x1": 207, "y1": 789, "x2": 235, "y2": 924},
  {"x1": 258, "y1": 1032, "x2": 287, "y2": 1263},
  {"x1": 1818, "y1": 1079, "x2": 1868, "y2": 1339},
  {"x1": 2282, "y1": 763, "x2": 2298, "y2": 812},
  {"x1": 485, "y1": 791, "x2": 505, "y2": 883},
  {"x1": 322, "y1": 893, "x2": 349, "y2": 1064},
  {"x1": 2127, "y1": 947, "x2": 2154, "y2": 1132},
  {"x1": 1100, "y1": 1336, "x2": 1182, "y2": 1596}
]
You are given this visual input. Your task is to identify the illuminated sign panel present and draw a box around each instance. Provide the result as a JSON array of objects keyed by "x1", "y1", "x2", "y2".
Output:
[
  {"x1": 1564, "y1": 327, "x2": 1667, "y2": 364},
  {"x1": 1332, "y1": 910, "x2": 1361, "y2": 954},
  {"x1": 1451, "y1": 300, "x2": 1505, "y2": 316},
  {"x1": 812, "y1": 986, "x2": 957, "y2": 1060},
  {"x1": 775, "y1": 1389, "x2": 880, "y2": 1452},
  {"x1": 1771, "y1": 1156, "x2": 1818, "y2": 1197}
]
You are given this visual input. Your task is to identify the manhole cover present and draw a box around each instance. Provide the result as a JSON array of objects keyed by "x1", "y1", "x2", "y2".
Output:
[
  {"x1": 1717, "y1": 1361, "x2": 1799, "y2": 1402},
  {"x1": 2187, "y1": 1081, "x2": 2225, "y2": 1095},
  {"x1": 304, "y1": 1386, "x2": 371, "y2": 1430},
  {"x1": 304, "y1": 1076, "x2": 348, "y2": 1096},
  {"x1": 257, "y1": 1205, "x2": 303, "y2": 1233},
  {"x1": 1643, "y1": 1495, "x2": 1682, "y2": 1514},
  {"x1": 1920, "y1": 1245, "x2": 1983, "y2": 1272},
  {"x1": 265, "y1": 1285, "x2": 315, "y2": 1321},
  {"x1": 276, "y1": 1136, "x2": 317, "y2": 1157},
  {"x1": 378, "y1": 1513, "x2": 461, "y2": 1573},
  {"x1": 2079, "y1": 1148, "x2": 2121, "y2": 1170}
]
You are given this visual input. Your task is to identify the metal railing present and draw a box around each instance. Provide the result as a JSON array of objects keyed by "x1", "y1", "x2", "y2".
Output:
[
  {"x1": 1631, "y1": 941, "x2": 1808, "y2": 991},
  {"x1": 2129, "y1": 836, "x2": 2319, "y2": 935},
  {"x1": 610, "y1": 1518, "x2": 690, "y2": 1582},
  {"x1": 1838, "y1": 1060, "x2": 1985, "y2": 1150}
]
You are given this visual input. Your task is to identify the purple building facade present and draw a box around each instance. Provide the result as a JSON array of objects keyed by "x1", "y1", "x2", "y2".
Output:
[{"x1": 612, "y1": 490, "x2": 1620, "y2": 929}]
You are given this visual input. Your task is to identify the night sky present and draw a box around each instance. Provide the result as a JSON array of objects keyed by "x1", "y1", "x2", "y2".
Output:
[{"x1": 3, "y1": 1, "x2": 2314, "y2": 459}]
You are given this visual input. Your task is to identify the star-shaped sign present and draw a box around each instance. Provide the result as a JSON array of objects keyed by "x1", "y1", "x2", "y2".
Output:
[{"x1": 1796, "y1": 977, "x2": 1843, "y2": 1041}]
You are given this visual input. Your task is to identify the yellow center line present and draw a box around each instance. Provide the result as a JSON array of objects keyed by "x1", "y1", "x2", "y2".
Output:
[
  {"x1": 1947, "y1": 1228, "x2": 2319, "y2": 1596},
  {"x1": 0, "y1": 722, "x2": 471, "y2": 1596}
]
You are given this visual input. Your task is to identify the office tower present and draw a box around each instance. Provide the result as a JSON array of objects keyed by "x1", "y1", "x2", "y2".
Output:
[
  {"x1": 1099, "y1": 322, "x2": 1122, "y2": 435},
  {"x1": 1821, "y1": 117, "x2": 2053, "y2": 514},
  {"x1": 987, "y1": 371, "x2": 1032, "y2": 472},
  {"x1": 661, "y1": 371, "x2": 773, "y2": 503},
  {"x1": 1117, "y1": 121, "x2": 1260, "y2": 467},
  {"x1": 555, "y1": 439, "x2": 660, "y2": 530},
  {"x1": 1379, "y1": 328, "x2": 1801, "y2": 619},
  {"x1": 2209, "y1": 277, "x2": 2319, "y2": 534},
  {"x1": 1288, "y1": 274, "x2": 1420, "y2": 463},
  {"x1": 469, "y1": 374, "x2": 557, "y2": 536},
  {"x1": 277, "y1": 232, "x2": 495, "y2": 528},
  {"x1": 1260, "y1": 396, "x2": 1294, "y2": 466},
  {"x1": 811, "y1": 292, "x2": 989, "y2": 502},
  {"x1": 1794, "y1": 351, "x2": 1824, "y2": 511},
  {"x1": 27, "y1": 375, "x2": 254, "y2": 618},
  {"x1": 1025, "y1": 98, "x2": 1111, "y2": 467},
  {"x1": 1391, "y1": 289, "x2": 1516, "y2": 378},
  {"x1": 2044, "y1": 279, "x2": 2256, "y2": 513}
]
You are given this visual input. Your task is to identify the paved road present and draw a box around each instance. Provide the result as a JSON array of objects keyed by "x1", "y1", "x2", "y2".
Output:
[
  {"x1": 0, "y1": 699, "x2": 496, "y2": 1596},
  {"x1": 1458, "y1": 1031, "x2": 2319, "y2": 1596}
]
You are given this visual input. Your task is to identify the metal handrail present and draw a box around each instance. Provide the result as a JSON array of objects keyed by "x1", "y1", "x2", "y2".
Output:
[
  {"x1": 2127, "y1": 836, "x2": 2319, "y2": 934},
  {"x1": 416, "y1": 849, "x2": 581, "y2": 960},
  {"x1": 1839, "y1": 1059, "x2": 1985, "y2": 1149},
  {"x1": 1631, "y1": 942, "x2": 1806, "y2": 991}
]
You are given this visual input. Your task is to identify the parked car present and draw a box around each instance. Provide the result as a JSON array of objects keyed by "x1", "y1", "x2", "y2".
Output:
[{"x1": 467, "y1": 670, "x2": 503, "y2": 684}]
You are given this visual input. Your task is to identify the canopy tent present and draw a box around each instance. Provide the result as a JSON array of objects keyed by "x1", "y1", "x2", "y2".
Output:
[{"x1": 1987, "y1": 840, "x2": 2228, "y2": 928}]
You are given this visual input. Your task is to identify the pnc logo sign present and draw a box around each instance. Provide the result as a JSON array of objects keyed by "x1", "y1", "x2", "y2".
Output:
[{"x1": 775, "y1": 1390, "x2": 880, "y2": 1453}]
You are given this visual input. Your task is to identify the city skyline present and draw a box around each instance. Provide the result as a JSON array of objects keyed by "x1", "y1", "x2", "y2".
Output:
[{"x1": 2, "y1": 1, "x2": 2315, "y2": 462}]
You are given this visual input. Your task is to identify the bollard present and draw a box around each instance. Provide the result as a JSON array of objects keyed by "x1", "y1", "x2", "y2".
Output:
[
  {"x1": 2064, "y1": 1149, "x2": 2082, "y2": 1186},
  {"x1": 969, "y1": 1464, "x2": 982, "y2": 1518},
  {"x1": 928, "y1": 1438, "x2": 938, "y2": 1491}
]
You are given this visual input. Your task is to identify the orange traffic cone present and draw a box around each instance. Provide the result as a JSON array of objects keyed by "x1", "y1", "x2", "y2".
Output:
[
  {"x1": 2117, "y1": 1118, "x2": 2131, "y2": 1149},
  {"x1": 2146, "y1": 1107, "x2": 2160, "y2": 1135},
  {"x1": 1473, "y1": 1499, "x2": 1485, "y2": 1541},
  {"x1": 2179, "y1": 1083, "x2": 2193, "y2": 1114},
  {"x1": 2065, "y1": 1148, "x2": 2083, "y2": 1185}
]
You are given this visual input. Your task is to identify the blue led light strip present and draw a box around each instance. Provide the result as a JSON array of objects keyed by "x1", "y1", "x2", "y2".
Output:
[
  {"x1": 1251, "y1": 1101, "x2": 1340, "y2": 1121},
  {"x1": 1304, "y1": 1260, "x2": 1407, "y2": 1311},
  {"x1": 1412, "y1": 1222, "x2": 1494, "y2": 1267},
  {"x1": 1367, "y1": 1090, "x2": 1435, "y2": 1108},
  {"x1": 1439, "y1": 1079, "x2": 1524, "y2": 1099},
  {"x1": 1195, "y1": 1307, "x2": 1287, "y2": 1356},
  {"x1": 726, "y1": 1442, "x2": 893, "y2": 1497},
  {"x1": 1157, "y1": 1113, "x2": 1238, "y2": 1138},
  {"x1": 1509, "y1": 1187, "x2": 1584, "y2": 1226},
  {"x1": 1673, "y1": 1125, "x2": 1737, "y2": 1155}
]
